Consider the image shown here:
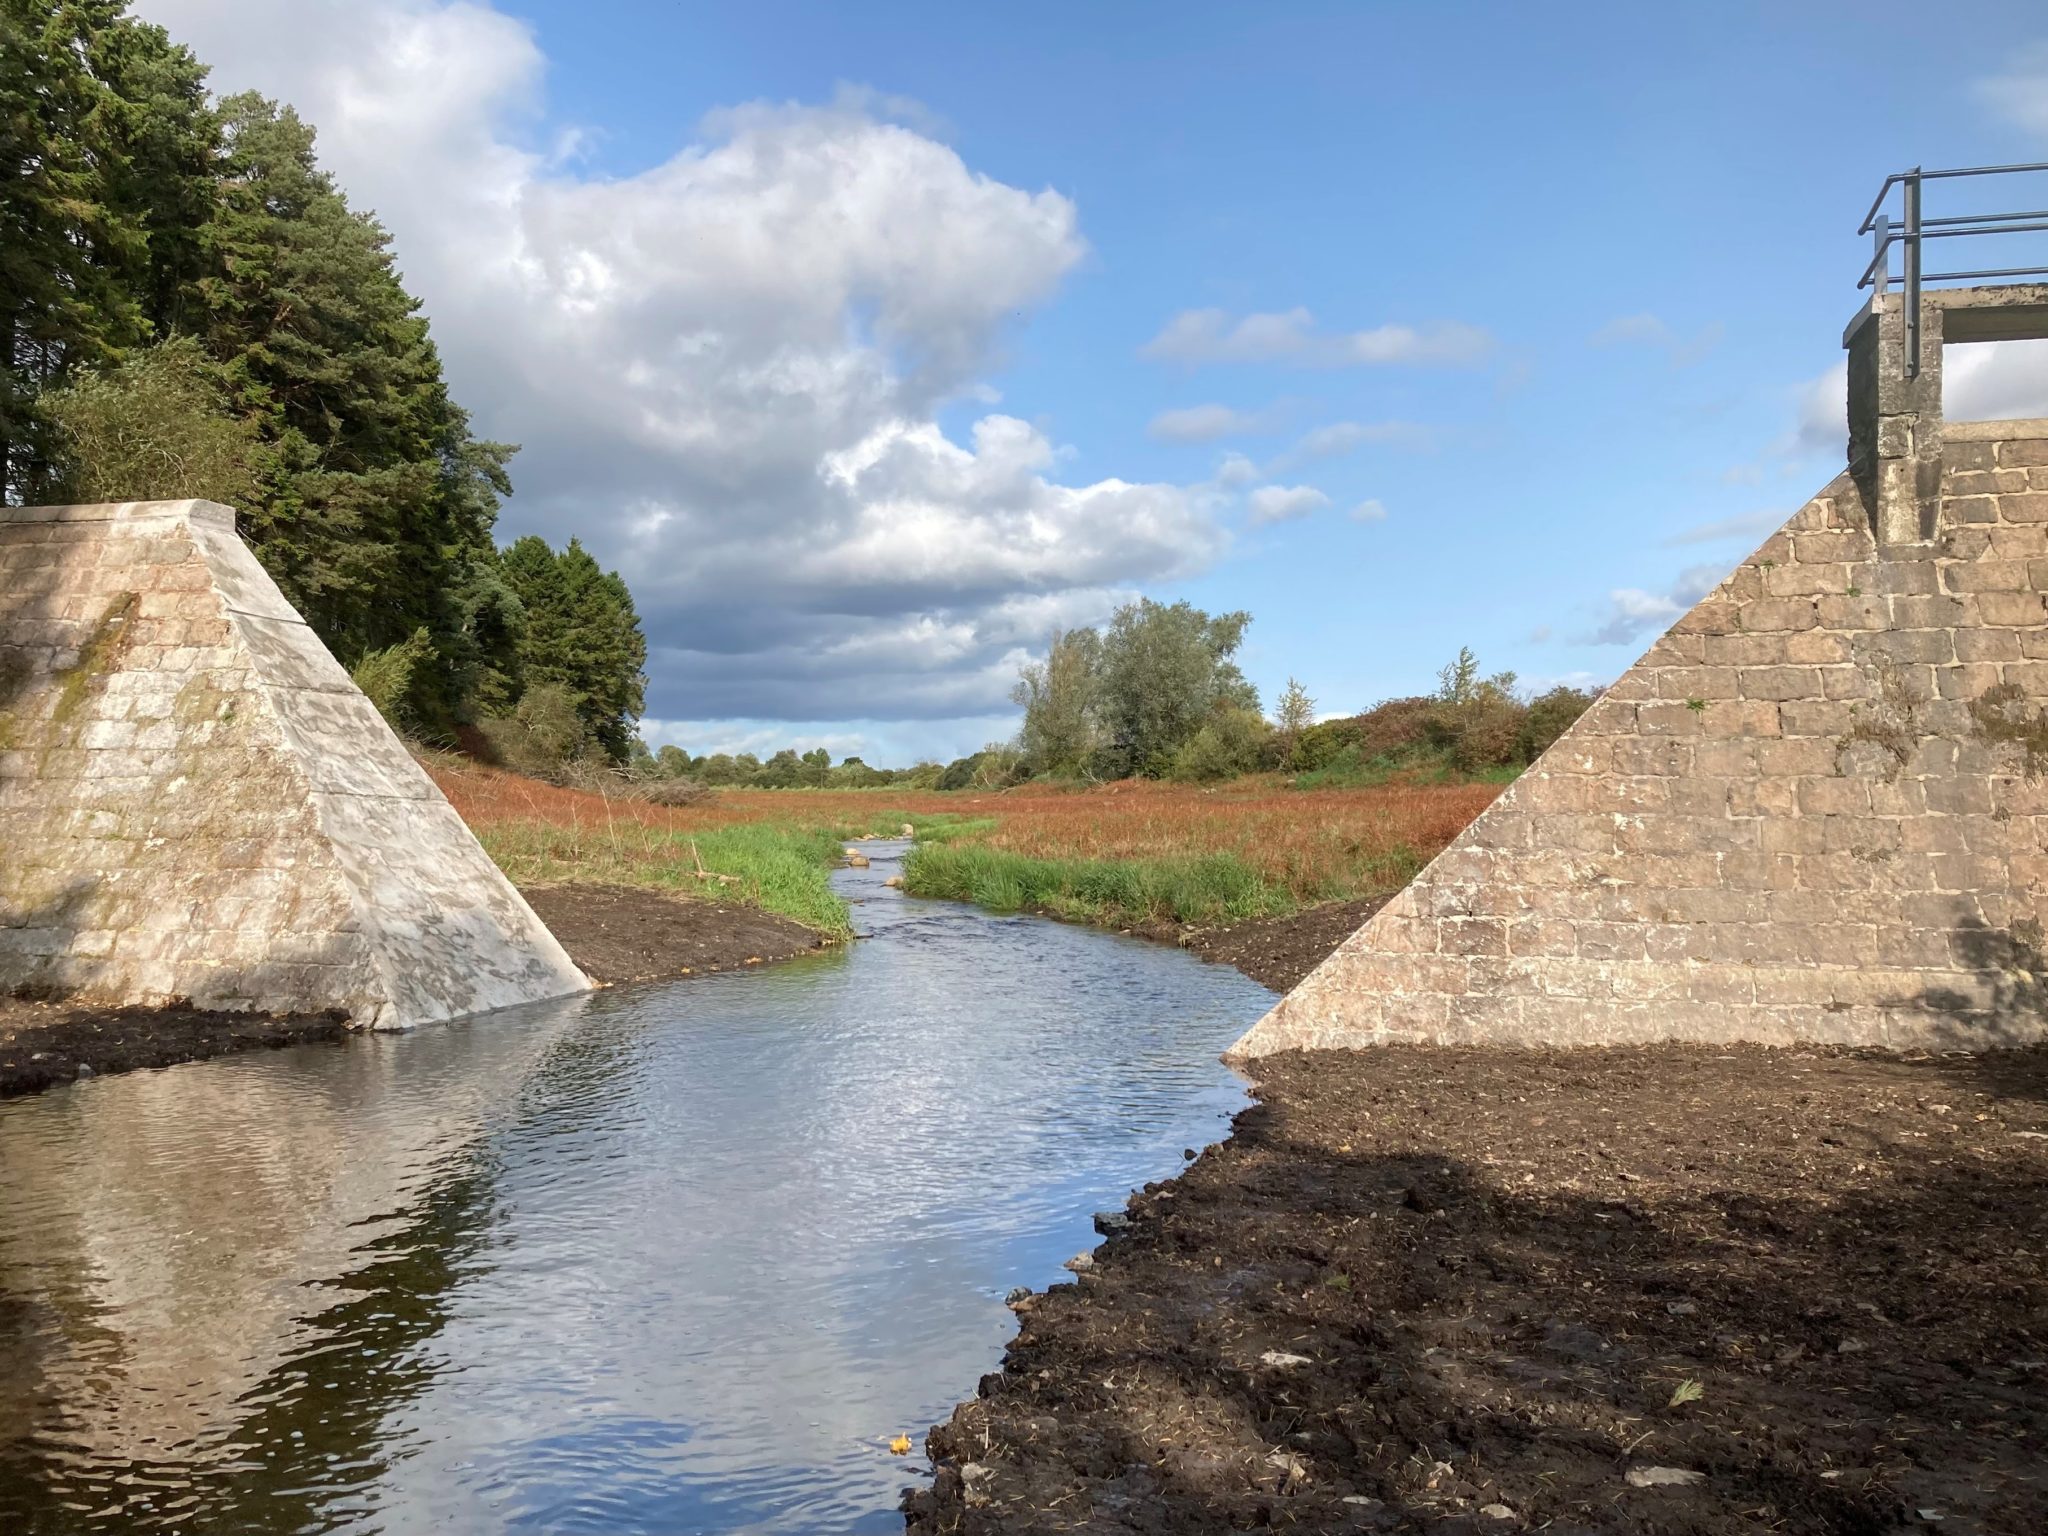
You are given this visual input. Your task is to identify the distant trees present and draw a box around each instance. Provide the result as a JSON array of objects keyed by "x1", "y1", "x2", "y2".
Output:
[
  {"x1": 1009, "y1": 599, "x2": 1267, "y2": 782},
  {"x1": 1290, "y1": 649, "x2": 1598, "y2": 784},
  {"x1": 1011, "y1": 627, "x2": 1101, "y2": 777}
]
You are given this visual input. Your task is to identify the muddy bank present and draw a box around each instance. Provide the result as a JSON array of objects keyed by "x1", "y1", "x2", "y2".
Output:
[
  {"x1": 1160, "y1": 894, "x2": 1392, "y2": 992},
  {"x1": 2, "y1": 882, "x2": 828, "y2": 1099},
  {"x1": 909, "y1": 1044, "x2": 2048, "y2": 1535},
  {"x1": 0, "y1": 998, "x2": 347, "y2": 1097},
  {"x1": 520, "y1": 881, "x2": 829, "y2": 984}
]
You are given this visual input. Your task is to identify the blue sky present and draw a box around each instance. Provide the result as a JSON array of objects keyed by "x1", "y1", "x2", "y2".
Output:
[{"x1": 144, "y1": 1, "x2": 2048, "y2": 764}]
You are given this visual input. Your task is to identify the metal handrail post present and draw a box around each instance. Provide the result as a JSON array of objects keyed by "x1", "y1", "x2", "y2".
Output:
[
  {"x1": 1903, "y1": 168, "x2": 1922, "y2": 377},
  {"x1": 1872, "y1": 214, "x2": 1889, "y2": 296}
]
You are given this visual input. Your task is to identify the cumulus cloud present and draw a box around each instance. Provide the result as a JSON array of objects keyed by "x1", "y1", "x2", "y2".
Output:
[
  {"x1": 1140, "y1": 306, "x2": 1493, "y2": 368},
  {"x1": 137, "y1": 0, "x2": 1228, "y2": 732},
  {"x1": 1785, "y1": 344, "x2": 2048, "y2": 462},
  {"x1": 1976, "y1": 42, "x2": 2048, "y2": 135},
  {"x1": 1590, "y1": 312, "x2": 1723, "y2": 367},
  {"x1": 1246, "y1": 484, "x2": 1331, "y2": 525},
  {"x1": 1349, "y1": 499, "x2": 1389, "y2": 522},
  {"x1": 1586, "y1": 563, "x2": 1729, "y2": 646},
  {"x1": 1145, "y1": 403, "x2": 1276, "y2": 442}
]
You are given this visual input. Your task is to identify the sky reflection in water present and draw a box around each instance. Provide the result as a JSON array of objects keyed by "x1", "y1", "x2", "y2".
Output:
[{"x1": 0, "y1": 845, "x2": 1274, "y2": 1534}]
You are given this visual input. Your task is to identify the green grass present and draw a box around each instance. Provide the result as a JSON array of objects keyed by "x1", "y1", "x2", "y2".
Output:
[
  {"x1": 475, "y1": 820, "x2": 861, "y2": 937},
  {"x1": 1292, "y1": 746, "x2": 1524, "y2": 790},
  {"x1": 900, "y1": 843, "x2": 1294, "y2": 928},
  {"x1": 473, "y1": 808, "x2": 995, "y2": 939}
]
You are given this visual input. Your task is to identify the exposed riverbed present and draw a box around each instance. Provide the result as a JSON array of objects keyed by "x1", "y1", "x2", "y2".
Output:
[{"x1": 0, "y1": 843, "x2": 1275, "y2": 1533}]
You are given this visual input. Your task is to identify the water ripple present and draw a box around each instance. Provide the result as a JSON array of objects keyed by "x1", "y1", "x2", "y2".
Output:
[{"x1": 0, "y1": 846, "x2": 1274, "y2": 1533}]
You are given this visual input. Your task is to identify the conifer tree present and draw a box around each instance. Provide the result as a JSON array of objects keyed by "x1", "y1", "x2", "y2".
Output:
[{"x1": 499, "y1": 536, "x2": 648, "y2": 761}]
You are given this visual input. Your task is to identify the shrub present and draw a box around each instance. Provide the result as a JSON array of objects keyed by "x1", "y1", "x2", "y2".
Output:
[
  {"x1": 1169, "y1": 707, "x2": 1273, "y2": 782},
  {"x1": 42, "y1": 337, "x2": 261, "y2": 507},
  {"x1": 475, "y1": 683, "x2": 593, "y2": 782},
  {"x1": 1521, "y1": 685, "x2": 1597, "y2": 760},
  {"x1": 349, "y1": 628, "x2": 437, "y2": 734},
  {"x1": 639, "y1": 777, "x2": 712, "y2": 806}
]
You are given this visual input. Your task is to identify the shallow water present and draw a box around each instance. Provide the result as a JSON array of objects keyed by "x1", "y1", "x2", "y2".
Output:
[{"x1": 0, "y1": 843, "x2": 1274, "y2": 1534}]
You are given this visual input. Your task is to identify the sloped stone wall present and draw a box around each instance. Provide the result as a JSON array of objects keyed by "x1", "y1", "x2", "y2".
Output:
[
  {"x1": 0, "y1": 500, "x2": 588, "y2": 1029},
  {"x1": 1233, "y1": 421, "x2": 2048, "y2": 1056}
]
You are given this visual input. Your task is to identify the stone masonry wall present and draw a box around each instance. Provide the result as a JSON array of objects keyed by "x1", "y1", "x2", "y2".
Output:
[
  {"x1": 1233, "y1": 421, "x2": 2048, "y2": 1056},
  {"x1": 0, "y1": 500, "x2": 588, "y2": 1029}
]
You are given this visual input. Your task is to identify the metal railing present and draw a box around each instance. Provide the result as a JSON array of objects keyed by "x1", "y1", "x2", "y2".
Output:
[{"x1": 1858, "y1": 162, "x2": 2048, "y2": 377}]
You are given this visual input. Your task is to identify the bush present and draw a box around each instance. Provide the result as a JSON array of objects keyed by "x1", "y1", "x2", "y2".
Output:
[
  {"x1": 349, "y1": 627, "x2": 437, "y2": 734},
  {"x1": 43, "y1": 337, "x2": 261, "y2": 507},
  {"x1": 639, "y1": 777, "x2": 712, "y2": 806},
  {"x1": 475, "y1": 683, "x2": 594, "y2": 782},
  {"x1": 1169, "y1": 707, "x2": 1273, "y2": 782},
  {"x1": 1521, "y1": 685, "x2": 1597, "y2": 760}
]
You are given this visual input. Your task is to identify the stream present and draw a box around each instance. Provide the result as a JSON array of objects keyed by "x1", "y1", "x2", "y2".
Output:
[{"x1": 0, "y1": 842, "x2": 1276, "y2": 1533}]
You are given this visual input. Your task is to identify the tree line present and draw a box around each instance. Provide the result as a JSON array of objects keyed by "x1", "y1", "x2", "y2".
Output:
[
  {"x1": 2, "y1": 2, "x2": 646, "y2": 760},
  {"x1": 1005, "y1": 598, "x2": 1597, "y2": 788}
]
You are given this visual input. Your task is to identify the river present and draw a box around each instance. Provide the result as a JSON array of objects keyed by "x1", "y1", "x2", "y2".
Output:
[{"x1": 0, "y1": 842, "x2": 1275, "y2": 1533}]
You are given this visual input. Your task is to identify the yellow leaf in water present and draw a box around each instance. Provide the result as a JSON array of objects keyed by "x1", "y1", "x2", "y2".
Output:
[{"x1": 888, "y1": 1434, "x2": 913, "y2": 1455}]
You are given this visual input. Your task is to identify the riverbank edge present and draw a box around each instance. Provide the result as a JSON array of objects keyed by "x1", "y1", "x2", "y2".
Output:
[
  {"x1": 905, "y1": 1044, "x2": 2048, "y2": 1534},
  {"x1": 0, "y1": 880, "x2": 837, "y2": 1099}
]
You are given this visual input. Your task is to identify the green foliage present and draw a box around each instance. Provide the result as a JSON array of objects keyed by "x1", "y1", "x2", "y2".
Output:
[
  {"x1": 1007, "y1": 599, "x2": 1259, "y2": 780},
  {"x1": 474, "y1": 682, "x2": 593, "y2": 781},
  {"x1": 1013, "y1": 626, "x2": 1102, "y2": 776},
  {"x1": 1524, "y1": 685, "x2": 1597, "y2": 756},
  {"x1": 1169, "y1": 706, "x2": 1275, "y2": 783},
  {"x1": 497, "y1": 535, "x2": 647, "y2": 761},
  {"x1": 348, "y1": 626, "x2": 435, "y2": 733},
  {"x1": 1, "y1": 1, "x2": 216, "y2": 501},
  {"x1": 2, "y1": 10, "x2": 590, "y2": 747},
  {"x1": 41, "y1": 336, "x2": 258, "y2": 504},
  {"x1": 1093, "y1": 599, "x2": 1258, "y2": 778},
  {"x1": 1288, "y1": 653, "x2": 1598, "y2": 789},
  {"x1": 903, "y1": 843, "x2": 1291, "y2": 927}
]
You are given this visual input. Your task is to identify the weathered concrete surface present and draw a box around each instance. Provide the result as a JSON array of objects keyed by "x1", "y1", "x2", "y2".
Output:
[
  {"x1": 0, "y1": 499, "x2": 589, "y2": 1029},
  {"x1": 1234, "y1": 421, "x2": 2048, "y2": 1056}
]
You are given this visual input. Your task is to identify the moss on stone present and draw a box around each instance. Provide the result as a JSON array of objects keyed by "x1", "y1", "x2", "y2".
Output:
[{"x1": 1969, "y1": 681, "x2": 2048, "y2": 778}]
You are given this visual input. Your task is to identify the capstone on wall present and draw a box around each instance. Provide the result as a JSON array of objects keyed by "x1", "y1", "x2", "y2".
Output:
[
  {"x1": 1234, "y1": 421, "x2": 2048, "y2": 1056},
  {"x1": 0, "y1": 499, "x2": 588, "y2": 1029}
]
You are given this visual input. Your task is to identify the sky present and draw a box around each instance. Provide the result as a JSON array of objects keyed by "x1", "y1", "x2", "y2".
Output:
[{"x1": 135, "y1": 1, "x2": 2048, "y2": 766}]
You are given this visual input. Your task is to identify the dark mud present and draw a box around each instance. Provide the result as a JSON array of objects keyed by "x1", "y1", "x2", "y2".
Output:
[
  {"x1": 0, "y1": 998, "x2": 345, "y2": 1097},
  {"x1": 520, "y1": 880, "x2": 828, "y2": 984},
  {"x1": 1, "y1": 882, "x2": 827, "y2": 1099},
  {"x1": 1165, "y1": 894, "x2": 1394, "y2": 993},
  {"x1": 909, "y1": 1044, "x2": 2048, "y2": 1535}
]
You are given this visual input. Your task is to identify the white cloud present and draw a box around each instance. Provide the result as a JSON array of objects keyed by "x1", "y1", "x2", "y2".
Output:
[
  {"x1": 1246, "y1": 484, "x2": 1331, "y2": 525},
  {"x1": 1586, "y1": 563, "x2": 1729, "y2": 646},
  {"x1": 1590, "y1": 312, "x2": 1722, "y2": 367},
  {"x1": 136, "y1": 0, "x2": 1227, "y2": 735},
  {"x1": 1140, "y1": 306, "x2": 1493, "y2": 368},
  {"x1": 1145, "y1": 403, "x2": 1274, "y2": 442},
  {"x1": 1947, "y1": 340, "x2": 2048, "y2": 422},
  {"x1": 1349, "y1": 499, "x2": 1389, "y2": 522},
  {"x1": 1263, "y1": 419, "x2": 1434, "y2": 472},
  {"x1": 1215, "y1": 452, "x2": 1262, "y2": 488},
  {"x1": 1784, "y1": 343, "x2": 2048, "y2": 464},
  {"x1": 1976, "y1": 42, "x2": 2048, "y2": 135}
]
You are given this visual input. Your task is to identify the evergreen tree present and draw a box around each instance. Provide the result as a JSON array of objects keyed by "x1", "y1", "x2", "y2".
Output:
[
  {"x1": 499, "y1": 536, "x2": 647, "y2": 761},
  {"x1": 195, "y1": 92, "x2": 518, "y2": 732},
  {"x1": 0, "y1": 0, "x2": 207, "y2": 500}
]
